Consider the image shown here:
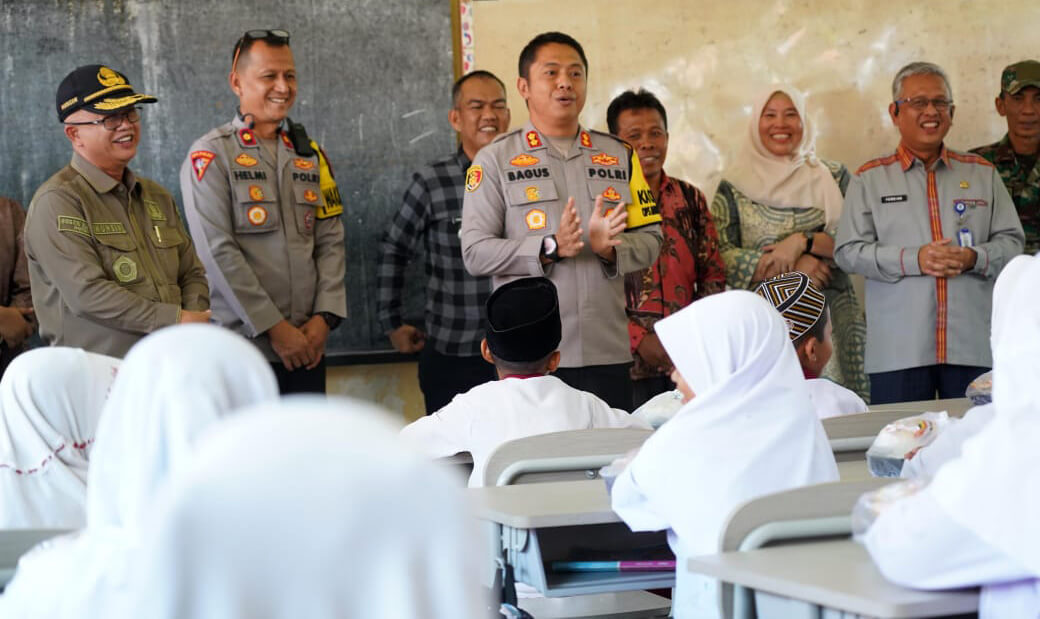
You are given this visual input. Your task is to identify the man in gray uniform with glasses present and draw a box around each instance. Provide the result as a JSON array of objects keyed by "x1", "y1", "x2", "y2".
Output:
[
  {"x1": 836, "y1": 61, "x2": 1023, "y2": 404},
  {"x1": 24, "y1": 64, "x2": 211, "y2": 358}
]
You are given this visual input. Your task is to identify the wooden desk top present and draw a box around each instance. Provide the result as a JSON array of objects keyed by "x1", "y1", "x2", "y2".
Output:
[{"x1": 688, "y1": 539, "x2": 978, "y2": 618}]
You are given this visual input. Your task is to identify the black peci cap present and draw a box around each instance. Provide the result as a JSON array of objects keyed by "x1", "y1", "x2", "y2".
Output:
[{"x1": 485, "y1": 277, "x2": 562, "y2": 363}]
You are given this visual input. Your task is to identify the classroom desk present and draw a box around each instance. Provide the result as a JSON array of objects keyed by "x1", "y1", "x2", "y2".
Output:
[
  {"x1": 870, "y1": 397, "x2": 974, "y2": 417},
  {"x1": 688, "y1": 539, "x2": 979, "y2": 618},
  {"x1": 469, "y1": 480, "x2": 675, "y2": 597}
]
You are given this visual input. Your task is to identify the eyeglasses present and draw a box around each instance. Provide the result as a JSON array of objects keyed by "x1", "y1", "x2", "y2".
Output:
[
  {"x1": 231, "y1": 29, "x2": 291, "y2": 74},
  {"x1": 894, "y1": 97, "x2": 954, "y2": 113},
  {"x1": 63, "y1": 107, "x2": 141, "y2": 131}
]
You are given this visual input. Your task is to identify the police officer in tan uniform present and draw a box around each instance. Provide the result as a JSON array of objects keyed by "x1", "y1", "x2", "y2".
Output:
[
  {"x1": 25, "y1": 65, "x2": 211, "y2": 358},
  {"x1": 461, "y1": 32, "x2": 663, "y2": 410},
  {"x1": 181, "y1": 30, "x2": 346, "y2": 394}
]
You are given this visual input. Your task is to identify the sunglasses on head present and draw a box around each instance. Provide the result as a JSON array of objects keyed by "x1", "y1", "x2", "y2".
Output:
[{"x1": 231, "y1": 29, "x2": 291, "y2": 73}]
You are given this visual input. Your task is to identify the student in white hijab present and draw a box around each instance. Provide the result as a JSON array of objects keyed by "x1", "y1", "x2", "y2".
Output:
[
  {"x1": 0, "y1": 348, "x2": 120, "y2": 529},
  {"x1": 0, "y1": 324, "x2": 278, "y2": 618},
  {"x1": 901, "y1": 253, "x2": 1034, "y2": 479},
  {"x1": 611, "y1": 291, "x2": 839, "y2": 618},
  {"x1": 126, "y1": 397, "x2": 487, "y2": 619},
  {"x1": 862, "y1": 256, "x2": 1040, "y2": 617}
]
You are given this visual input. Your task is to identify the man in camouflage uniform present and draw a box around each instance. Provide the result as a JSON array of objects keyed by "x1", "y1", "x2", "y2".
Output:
[{"x1": 971, "y1": 60, "x2": 1040, "y2": 254}]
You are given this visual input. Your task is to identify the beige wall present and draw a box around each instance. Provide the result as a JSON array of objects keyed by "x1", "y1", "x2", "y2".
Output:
[{"x1": 470, "y1": 0, "x2": 1038, "y2": 198}]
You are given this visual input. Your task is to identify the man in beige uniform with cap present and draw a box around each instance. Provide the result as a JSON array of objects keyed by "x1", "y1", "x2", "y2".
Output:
[
  {"x1": 181, "y1": 30, "x2": 346, "y2": 394},
  {"x1": 461, "y1": 32, "x2": 663, "y2": 410},
  {"x1": 25, "y1": 64, "x2": 210, "y2": 358}
]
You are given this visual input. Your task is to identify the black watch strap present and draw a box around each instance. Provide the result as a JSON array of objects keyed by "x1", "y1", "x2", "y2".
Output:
[
  {"x1": 317, "y1": 312, "x2": 342, "y2": 330},
  {"x1": 803, "y1": 231, "x2": 814, "y2": 255}
]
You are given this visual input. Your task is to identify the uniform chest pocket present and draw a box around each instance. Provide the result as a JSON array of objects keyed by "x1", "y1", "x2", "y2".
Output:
[
  {"x1": 291, "y1": 183, "x2": 322, "y2": 235},
  {"x1": 506, "y1": 180, "x2": 558, "y2": 207},
  {"x1": 586, "y1": 179, "x2": 632, "y2": 206},
  {"x1": 93, "y1": 232, "x2": 146, "y2": 287},
  {"x1": 232, "y1": 181, "x2": 280, "y2": 234}
]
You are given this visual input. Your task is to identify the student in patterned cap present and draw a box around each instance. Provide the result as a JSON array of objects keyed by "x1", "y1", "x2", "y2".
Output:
[{"x1": 756, "y1": 271, "x2": 868, "y2": 419}]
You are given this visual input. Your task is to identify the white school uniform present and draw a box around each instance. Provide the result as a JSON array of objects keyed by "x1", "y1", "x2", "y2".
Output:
[
  {"x1": 0, "y1": 348, "x2": 120, "y2": 529},
  {"x1": 125, "y1": 399, "x2": 488, "y2": 619},
  {"x1": 900, "y1": 254, "x2": 1032, "y2": 480},
  {"x1": 400, "y1": 374, "x2": 648, "y2": 487},
  {"x1": 611, "y1": 291, "x2": 839, "y2": 619},
  {"x1": 0, "y1": 325, "x2": 278, "y2": 619},
  {"x1": 806, "y1": 377, "x2": 868, "y2": 419},
  {"x1": 863, "y1": 255, "x2": 1040, "y2": 618}
]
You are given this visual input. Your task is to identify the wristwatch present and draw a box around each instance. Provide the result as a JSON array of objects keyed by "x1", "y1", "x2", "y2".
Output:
[
  {"x1": 541, "y1": 234, "x2": 561, "y2": 262},
  {"x1": 317, "y1": 312, "x2": 342, "y2": 330},
  {"x1": 803, "y1": 231, "x2": 815, "y2": 255}
]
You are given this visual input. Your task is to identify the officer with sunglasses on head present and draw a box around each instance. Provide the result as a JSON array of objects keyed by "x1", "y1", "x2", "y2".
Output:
[
  {"x1": 23, "y1": 65, "x2": 211, "y2": 358},
  {"x1": 180, "y1": 30, "x2": 346, "y2": 394}
]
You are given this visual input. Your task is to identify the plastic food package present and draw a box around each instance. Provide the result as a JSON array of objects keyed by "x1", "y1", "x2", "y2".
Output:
[
  {"x1": 965, "y1": 370, "x2": 993, "y2": 405},
  {"x1": 851, "y1": 478, "x2": 927, "y2": 538},
  {"x1": 631, "y1": 389, "x2": 684, "y2": 429},
  {"x1": 865, "y1": 412, "x2": 951, "y2": 478}
]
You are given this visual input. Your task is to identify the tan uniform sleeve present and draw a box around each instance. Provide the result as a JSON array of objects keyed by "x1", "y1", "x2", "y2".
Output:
[
  {"x1": 310, "y1": 146, "x2": 347, "y2": 318},
  {"x1": 460, "y1": 148, "x2": 547, "y2": 277},
  {"x1": 179, "y1": 139, "x2": 283, "y2": 336},
  {"x1": 614, "y1": 152, "x2": 662, "y2": 276},
  {"x1": 24, "y1": 190, "x2": 180, "y2": 332},
  {"x1": 169, "y1": 197, "x2": 210, "y2": 312}
]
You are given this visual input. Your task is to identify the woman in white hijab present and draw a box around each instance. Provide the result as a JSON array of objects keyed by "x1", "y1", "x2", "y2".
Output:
[
  {"x1": 126, "y1": 397, "x2": 487, "y2": 619},
  {"x1": 0, "y1": 324, "x2": 278, "y2": 617},
  {"x1": 862, "y1": 256, "x2": 1040, "y2": 618},
  {"x1": 611, "y1": 290, "x2": 839, "y2": 618},
  {"x1": 710, "y1": 85, "x2": 868, "y2": 400},
  {"x1": 901, "y1": 254, "x2": 1034, "y2": 479},
  {"x1": 0, "y1": 348, "x2": 120, "y2": 529}
]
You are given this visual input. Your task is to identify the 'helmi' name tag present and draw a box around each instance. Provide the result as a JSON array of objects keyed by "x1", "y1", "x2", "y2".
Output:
[{"x1": 881, "y1": 194, "x2": 908, "y2": 204}]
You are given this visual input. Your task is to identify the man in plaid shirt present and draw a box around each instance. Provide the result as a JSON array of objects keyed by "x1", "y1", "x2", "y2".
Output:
[{"x1": 377, "y1": 71, "x2": 511, "y2": 413}]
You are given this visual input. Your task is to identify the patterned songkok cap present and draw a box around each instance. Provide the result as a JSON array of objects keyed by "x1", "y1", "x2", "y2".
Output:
[{"x1": 754, "y1": 271, "x2": 826, "y2": 341}]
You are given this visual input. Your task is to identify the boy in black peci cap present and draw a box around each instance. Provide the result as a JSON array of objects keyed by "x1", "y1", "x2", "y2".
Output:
[{"x1": 401, "y1": 277, "x2": 647, "y2": 486}]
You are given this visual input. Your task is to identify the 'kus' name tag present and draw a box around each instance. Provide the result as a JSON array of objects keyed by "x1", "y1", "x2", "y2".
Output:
[{"x1": 881, "y1": 194, "x2": 908, "y2": 204}]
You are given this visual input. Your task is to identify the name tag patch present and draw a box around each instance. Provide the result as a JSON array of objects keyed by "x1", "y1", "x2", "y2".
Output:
[
  {"x1": 506, "y1": 168, "x2": 551, "y2": 182},
  {"x1": 881, "y1": 194, "x2": 908, "y2": 203},
  {"x1": 57, "y1": 216, "x2": 90, "y2": 237}
]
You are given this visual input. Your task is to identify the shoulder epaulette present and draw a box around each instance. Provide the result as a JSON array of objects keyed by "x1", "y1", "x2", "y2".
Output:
[
  {"x1": 948, "y1": 151, "x2": 995, "y2": 168},
  {"x1": 491, "y1": 128, "x2": 522, "y2": 145},
  {"x1": 856, "y1": 153, "x2": 901, "y2": 175}
]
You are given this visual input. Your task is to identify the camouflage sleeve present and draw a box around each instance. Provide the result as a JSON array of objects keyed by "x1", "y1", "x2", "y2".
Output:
[{"x1": 23, "y1": 190, "x2": 179, "y2": 332}]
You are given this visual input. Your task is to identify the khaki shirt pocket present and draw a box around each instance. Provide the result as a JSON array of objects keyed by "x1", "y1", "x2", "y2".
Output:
[
  {"x1": 146, "y1": 224, "x2": 186, "y2": 283},
  {"x1": 506, "y1": 180, "x2": 558, "y2": 237},
  {"x1": 232, "y1": 182, "x2": 280, "y2": 234},
  {"x1": 291, "y1": 183, "x2": 322, "y2": 236},
  {"x1": 586, "y1": 179, "x2": 632, "y2": 207}
]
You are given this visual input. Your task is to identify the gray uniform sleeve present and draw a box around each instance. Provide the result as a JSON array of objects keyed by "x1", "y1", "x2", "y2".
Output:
[
  {"x1": 615, "y1": 224, "x2": 662, "y2": 276},
  {"x1": 25, "y1": 191, "x2": 179, "y2": 331},
  {"x1": 179, "y1": 140, "x2": 283, "y2": 336},
  {"x1": 835, "y1": 174, "x2": 921, "y2": 282},
  {"x1": 460, "y1": 149, "x2": 546, "y2": 278},
  {"x1": 169, "y1": 196, "x2": 210, "y2": 312},
  {"x1": 968, "y1": 168, "x2": 1024, "y2": 278}
]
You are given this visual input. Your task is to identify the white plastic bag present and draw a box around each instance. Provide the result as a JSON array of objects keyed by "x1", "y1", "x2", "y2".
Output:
[{"x1": 865, "y1": 412, "x2": 951, "y2": 477}]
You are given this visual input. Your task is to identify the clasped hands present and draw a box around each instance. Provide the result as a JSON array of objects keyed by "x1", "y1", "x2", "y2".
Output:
[{"x1": 551, "y1": 196, "x2": 628, "y2": 262}]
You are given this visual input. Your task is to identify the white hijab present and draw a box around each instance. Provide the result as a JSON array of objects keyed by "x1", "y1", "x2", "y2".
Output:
[
  {"x1": 926, "y1": 255, "x2": 1040, "y2": 576},
  {"x1": 0, "y1": 348, "x2": 120, "y2": 529},
  {"x1": 727, "y1": 85, "x2": 845, "y2": 231},
  {"x1": 0, "y1": 324, "x2": 278, "y2": 618},
  {"x1": 613, "y1": 291, "x2": 838, "y2": 554},
  {"x1": 126, "y1": 398, "x2": 487, "y2": 619}
]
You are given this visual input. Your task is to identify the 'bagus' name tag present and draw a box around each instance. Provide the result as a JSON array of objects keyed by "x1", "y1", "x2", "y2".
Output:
[{"x1": 881, "y1": 194, "x2": 908, "y2": 204}]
